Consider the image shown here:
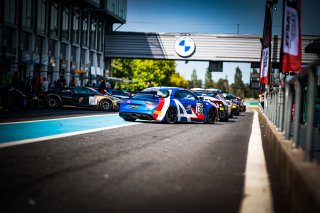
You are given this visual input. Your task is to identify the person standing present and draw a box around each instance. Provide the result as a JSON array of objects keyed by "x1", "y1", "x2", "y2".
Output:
[
  {"x1": 98, "y1": 77, "x2": 106, "y2": 94},
  {"x1": 56, "y1": 76, "x2": 66, "y2": 88}
]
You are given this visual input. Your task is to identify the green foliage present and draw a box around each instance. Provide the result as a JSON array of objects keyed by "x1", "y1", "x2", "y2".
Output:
[
  {"x1": 111, "y1": 59, "x2": 187, "y2": 91},
  {"x1": 169, "y1": 73, "x2": 188, "y2": 88},
  {"x1": 204, "y1": 68, "x2": 216, "y2": 88},
  {"x1": 131, "y1": 60, "x2": 176, "y2": 90},
  {"x1": 189, "y1": 69, "x2": 202, "y2": 88},
  {"x1": 234, "y1": 66, "x2": 243, "y2": 85},
  {"x1": 230, "y1": 66, "x2": 246, "y2": 97},
  {"x1": 215, "y1": 78, "x2": 229, "y2": 92},
  {"x1": 111, "y1": 59, "x2": 133, "y2": 78}
]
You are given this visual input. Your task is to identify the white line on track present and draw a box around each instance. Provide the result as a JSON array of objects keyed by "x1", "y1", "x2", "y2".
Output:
[
  {"x1": 239, "y1": 111, "x2": 273, "y2": 213},
  {"x1": 0, "y1": 122, "x2": 140, "y2": 149},
  {"x1": 0, "y1": 113, "x2": 119, "y2": 125}
]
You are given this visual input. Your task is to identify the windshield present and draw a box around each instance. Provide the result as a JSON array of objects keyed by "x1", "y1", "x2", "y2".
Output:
[
  {"x1": 192, "y1": 91, "x2": 206, "y2": 96},
  {"x1": 87, "y1": 87, "x2": 103, "y2": 96}
]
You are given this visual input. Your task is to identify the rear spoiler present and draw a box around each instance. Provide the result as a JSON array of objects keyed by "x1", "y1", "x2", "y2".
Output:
[{"x1": 129, "y1": 90, "x2": 169, "y2": 98}]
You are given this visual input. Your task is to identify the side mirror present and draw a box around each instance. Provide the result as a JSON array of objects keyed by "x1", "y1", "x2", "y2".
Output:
[{"x1": 198, "y1": 96, "x2": 204, "y2": 101}]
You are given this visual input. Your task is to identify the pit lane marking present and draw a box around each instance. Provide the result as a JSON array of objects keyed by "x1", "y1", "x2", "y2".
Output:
[
  {"x1": 239, "y1": 111, "x2": 273, "y2": 213},
  {"x1": 0, "y1": 123, "x2": 139, "y2": 149},
  {"x1": 0, "y1": 113, "x2": 119, "y2": 125},
  {"x1": 0, "y1": 114, "x2": 140, "y2": 148}
]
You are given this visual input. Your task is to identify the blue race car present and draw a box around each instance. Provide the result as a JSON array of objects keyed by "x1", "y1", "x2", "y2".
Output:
[{"x1": 119, "y1": 87, "x2": 218, "y2": 124}]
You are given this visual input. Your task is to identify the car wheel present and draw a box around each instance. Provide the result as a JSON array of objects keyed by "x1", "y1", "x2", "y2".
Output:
[
  {"x1": 221, "y1": 109, "x2": 229, "y2": 122},
  {"x1": 165, "y1": 106, "x2": 178, "y2": 124},
  {"x1": 100, "y1": 99, "x2": 112, "y2": 111},
  {"x1": 206, "y1": 108, "x2": 216, "y2": 124},
  {"x1": 46, "y1": 96, "x2": 60, "y2": 108}
]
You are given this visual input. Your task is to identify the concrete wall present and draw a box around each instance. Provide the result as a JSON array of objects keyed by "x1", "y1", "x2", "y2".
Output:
[{"x1": 259, "y1": 110, "x2": 320, "y2": 213}]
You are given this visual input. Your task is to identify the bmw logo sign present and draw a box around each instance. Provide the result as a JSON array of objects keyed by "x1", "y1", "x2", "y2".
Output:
[{"x1": 175, "y1": 36, "x2": 196, "y2": 57}]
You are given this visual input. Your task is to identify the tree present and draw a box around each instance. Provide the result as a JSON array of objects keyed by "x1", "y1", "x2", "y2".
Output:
[
  {"x1": 111, "y1": 59, "x2": 133, "y2": 79},
  {"x1": 131, "y1": 59, "x2": 176, "y2": 90},
  {"x1": 234, "y1": 66, "x2": 243, "y2": 85},
  {"x1": 230, "y1": 66, "x2": 246, "y2": 97},
  {"x1": 204, "y1": 68, "x2": 215, "y2": 88},
  {"x1": 190, "y1": 69, "x2": 202, "y2": 88},
  {"x1": 215, "y1": 78, "x2": 229, "y2": 92},
  {"x1": 169, "y1": 73, "x2": 188, "y2": 88}
]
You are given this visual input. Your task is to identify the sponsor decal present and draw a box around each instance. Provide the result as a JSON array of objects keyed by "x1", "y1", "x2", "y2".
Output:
[
  {"x1": 89, "y1": 96, "x2": 97, "y2": 105},
  {"x1": 281, "y1": 0, "x2": 301, "y2": 72}
]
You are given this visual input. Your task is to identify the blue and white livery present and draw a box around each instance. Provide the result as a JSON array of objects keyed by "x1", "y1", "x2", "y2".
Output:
[{"x1": 119, "y1": 87, "x2": 217, "y2": 124}]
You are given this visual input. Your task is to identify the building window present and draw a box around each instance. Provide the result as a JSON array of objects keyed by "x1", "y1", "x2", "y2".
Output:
[
  {"x1": 82, "y1": 16, "x2": 88, "y2": 47},
  {"x1": 71, "y1": 45, "x2": 78, "y2": 69},
  {"x1": 90, "y1": 19, "x2": 96, "y2": 49},
  {"x1": 97, "y1": 22, "x2": 104, "y2": 52},
  {"x1": 20, "y1": 31, "x2": 30, "y2": 51},
  {"x1": 4, "y1": 0, "x2": 16, "y2": 24},
  {"x1": 50, "y1": 2, "x2": 59, "y2": 38},
  {"x1": 72, "y1": 8, "x2": 80, "y2": 44},
  {"x1": 62, "y1": 6, "x2": 70, "y2": 41},
  {"x1": 37, "y1": 0, "x2": 46, "y2": 33},
  {"x1": 97, "y1": 53, "x2": 101, "y2": 68},
  {"x1": 21, "y1": 0, "x2": 32, "y2": 28}
]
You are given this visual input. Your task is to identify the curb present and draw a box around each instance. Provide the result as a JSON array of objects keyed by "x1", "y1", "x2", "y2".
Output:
[{"x1": 258, "y1": 110, "x2": 320, "y2": 213}]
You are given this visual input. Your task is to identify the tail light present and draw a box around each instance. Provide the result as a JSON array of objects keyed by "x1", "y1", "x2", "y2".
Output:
[{"x1": 145, "y1": 101, "x2": 156, "y2": 109}]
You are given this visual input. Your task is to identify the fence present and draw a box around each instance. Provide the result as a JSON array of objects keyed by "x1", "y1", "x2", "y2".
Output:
[{"x1": 263, "y1": 59, "x2": 320, "y2": 161}]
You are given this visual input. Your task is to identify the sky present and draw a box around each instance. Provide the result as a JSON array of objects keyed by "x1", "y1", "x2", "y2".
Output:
[{"x1": 117, "y1": 0, "x2": 320, "y2": 84}]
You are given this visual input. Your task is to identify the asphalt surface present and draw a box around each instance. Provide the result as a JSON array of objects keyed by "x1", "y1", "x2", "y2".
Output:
[{"x1": 0, "y1": 108, "x2": 289, "y2": 213}]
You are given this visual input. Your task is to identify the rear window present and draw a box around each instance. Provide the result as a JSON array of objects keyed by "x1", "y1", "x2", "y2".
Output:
[{"x1": 134, "y1": 89, "x2": 169, "y2": 99}]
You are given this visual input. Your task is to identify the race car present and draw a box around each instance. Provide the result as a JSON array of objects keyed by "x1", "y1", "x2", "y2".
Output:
[
  {"x1": 44, "y1": 86, "x2": 121, "y2": 111},
  {"x1": 223, "y1": 93, "x2": 240, "y2": 116},
  {"x1": 119, "y1": 87, "x2": 218, "y2": 124},
  {"x1": 190, "y1": 89, "x2": 231, "y2": 121}
]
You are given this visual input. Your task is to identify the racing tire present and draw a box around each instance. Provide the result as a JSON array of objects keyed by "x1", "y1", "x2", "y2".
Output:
[
  {"x1": 206, "y1": 108, "x2": 216, "y2": 124},
  {"x1": 46, "y1": 96, "x2": 60, "y2": 108},
  {"x1": 100, "y1": 99, "x2": 112, "y2": 111},
  {"x1": 221, "y1": 109, "x2": 229, "y2": 122},
  {"x1": 165, "y1": 106, "x2": 178, "y2": 124}
]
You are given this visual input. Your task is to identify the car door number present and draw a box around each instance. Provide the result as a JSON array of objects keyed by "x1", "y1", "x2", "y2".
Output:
[{"x1": 196, "y1": 103, "x2": 203, "y2": 114}]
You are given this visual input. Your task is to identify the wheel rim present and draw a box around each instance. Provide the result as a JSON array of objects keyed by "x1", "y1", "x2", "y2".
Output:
[
  {"x1": 101, "y1": 100, "x2": 111, "y2": 110},
  {"x1": 167, "y1": 107, "x2": 177, "y2": 123},
  {"x1": 48, "y1": 98, "x2": 57, "y2": 107}
]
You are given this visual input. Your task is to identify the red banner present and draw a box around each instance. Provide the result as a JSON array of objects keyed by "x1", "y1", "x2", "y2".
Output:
[
  {"x1": 259, "y1": 3, "x2": 273, "y2": 85},
  {"x1": 281, "y1": 0, "x2": 302, "y2": 73}
]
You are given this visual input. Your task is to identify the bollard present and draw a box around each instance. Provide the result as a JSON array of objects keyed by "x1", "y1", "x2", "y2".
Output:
[
  {"x1": 304, "y1": 70, "x2": 316, "y2": 161},
  {"x1": 293, "y1": 79, "x2": 302, "y2": 148},
  {"x1": 284, "y1": 84, "x2": 293, "y2": 139},
  {"x1": 278, "y1": 86, "x2": 285, "y2": 131}
]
